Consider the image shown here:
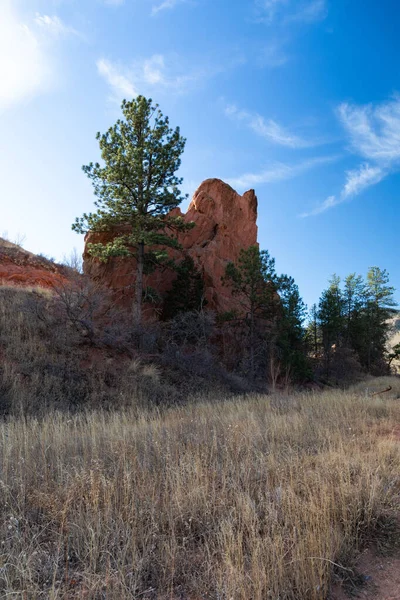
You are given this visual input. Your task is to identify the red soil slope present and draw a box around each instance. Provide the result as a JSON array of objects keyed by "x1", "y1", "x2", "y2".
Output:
[{"x1": 0, "y1": 238, "x2": 71, "y2": 289}]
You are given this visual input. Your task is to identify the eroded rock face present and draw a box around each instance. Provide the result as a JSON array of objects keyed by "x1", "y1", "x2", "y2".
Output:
[
  {"x1": 84, "y1": 179, "x2": 258, "y2": 315},
  {"x1": 178, "y1": 179, "x2": 258, "y2": 312}
]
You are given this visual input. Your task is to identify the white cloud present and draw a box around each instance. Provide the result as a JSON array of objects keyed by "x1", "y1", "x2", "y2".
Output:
[
  {"x1": 97, "y1": 59, "x2": 137, "y2": 99},
  {"x1": 300, "y1": 164, "x2": 385, "y2": 217},
  {"x1": 34, "y1": 14, "x2": 77, "y2": 37},
  {"x1": 97, "y1": 54, "x2": 198, "y2": 101},
  {"x1": 255, "y1": 0, "x2": 289, "y2": 23},
  {"x1": 286, "y1": 0, "x2": 327, "y2": 23},
  {"x1": 257, "y1": 41, "x2": 289, "y2": 68},
  {"x1": 303, "y1": 96, "x2": 400, "y2": 216},
  {"x1": 226, "y1": 155, "x2": 337, "y2": 190},
  {"x1": 300, "y1": 195, "x2": 337, "y2": 217},
  {"x1": 256, "y1": 0, "x2": 327, "y2": 24},
  {"x1": 342, "y1": 163, "x2": 384, "y2": 198},
  {"x1": 143, "y1": 55, "x2": 166, "y2": 84},
  {"x1": 338, "y1": 97, "x2": 400, "y2": 163},
  {"x1": 152, "y1": 0, "x2": 188, "y2": 15},
  {"x1": 225, "y1": 104, "x2": 320, "y2": 148},
  {"x1": 0, "y1": 2, "x2": 50, "y2": 112},
  {"x1": 0, "y1": 2, "x2": 78, "y2": 113}
]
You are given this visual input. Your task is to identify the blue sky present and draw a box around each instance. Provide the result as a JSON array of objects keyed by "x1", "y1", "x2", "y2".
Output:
[{"x1": 1, "y1": 0, "x2": 399, "y2": 308}]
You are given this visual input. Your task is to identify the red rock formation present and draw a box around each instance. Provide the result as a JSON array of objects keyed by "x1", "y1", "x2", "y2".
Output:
[
  {"x1": 84, "y1": 178, "x2": 258, "y2": 315},
  {"x1": 0, "y1": 239, "x2": 70, "y2": 289}
]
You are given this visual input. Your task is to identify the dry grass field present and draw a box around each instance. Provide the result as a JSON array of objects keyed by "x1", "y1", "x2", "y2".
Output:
[{"x1": 1, "y1": 378, "x2": 400, "y2": 599}]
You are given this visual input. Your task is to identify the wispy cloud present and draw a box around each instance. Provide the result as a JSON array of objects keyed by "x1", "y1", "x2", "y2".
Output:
[
  {"x1": 97, "y1": 54, "x2": 210, "y2": 102},
  {"x1": 342, "y1": 163, "x2": 385, "y2": 197},
  {"x1": 338, "y1": 97, "x2": 400, "y2": 163},
  {"x1": 301, "y1": 164, "x2": 385, "y2": 217},
  {"x1": 286, "y1": 0, "x2": 327, "y2": 23},
  {"x1": 34, "y1": 14, "x2": 78, "y2": 37},
  {"x1": 225, "y1": 104, "x2": 322, "y2": 148},
  {"x1": 97, "y1": 59, "x2": 137, "y2": 99},
  {"x1": 302, "y1": 96, "x2": 400, "y2": 216},
  {"x1": 0, "y1": 3, "x2": 50, "y2": 112},
  {"x1": 255, "y1": 0, "x2": 289, "y2": 23},
  {"x1": 0, "y1": 9, "x2": 45, "y2": 112},
  {"x1": 0, "y1": 1, "x2": 79, "y2": 113},
  {"x1": 226, "y1": 155, "x2": 338, "y2": 190},
  {"x1": 151, "y1": 0, "x2": 189, "y2": 16},
  {"x1": 255, "y1": 0, "x2": 327, "y2": 24},
  {"x1": 257, "y1": 41, "x2": 289, "y2": 67}
]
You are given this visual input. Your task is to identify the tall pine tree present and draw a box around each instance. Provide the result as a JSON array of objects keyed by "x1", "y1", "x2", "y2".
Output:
[{"x1": 73, "y1": 96, "x2": 192, "y2": 325}]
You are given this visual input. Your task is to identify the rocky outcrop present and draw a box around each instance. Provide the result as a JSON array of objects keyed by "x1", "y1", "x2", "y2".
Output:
[
  {"x1": 84, "y1": 179, "x2": 258, "y2": 315},
  {"x1": 0, "y1": 238, "x2": 70, "y2": 289},
  {"x1": 176, "y1": 179, "x2": 258, "y2": 312}
]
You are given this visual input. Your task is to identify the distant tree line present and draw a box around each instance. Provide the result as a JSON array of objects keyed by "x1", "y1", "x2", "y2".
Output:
[{"x1": 307, "y1": 269, "x2": 397, "y2": 382}]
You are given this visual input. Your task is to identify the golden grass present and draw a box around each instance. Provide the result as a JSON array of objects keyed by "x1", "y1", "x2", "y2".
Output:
[{"x1": 1, "y1": 378, "x2": 400, "y2": 599}]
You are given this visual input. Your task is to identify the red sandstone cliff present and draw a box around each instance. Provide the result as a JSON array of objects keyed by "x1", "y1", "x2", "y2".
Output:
[{"x1": 84, "y1": 178, "x2": 258, "y2": 315}]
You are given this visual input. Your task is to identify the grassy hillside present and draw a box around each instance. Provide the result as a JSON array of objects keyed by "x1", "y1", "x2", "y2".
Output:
[{"x1": 1, "y1": 379, "x2": 399, "y2": 599}]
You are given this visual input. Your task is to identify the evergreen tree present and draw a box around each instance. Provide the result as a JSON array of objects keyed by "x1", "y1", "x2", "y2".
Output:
[
  {"x1": 314, "y1": 268, "x2": 397, "y2": 378},
  {"x1": 223, "y1": 246, "x2": 278, "y2": 379},
  {"x1": 306, "y1": 303, "x2": 320, "y2": 358},
  {"x1": 341, "y1": 273, "x2": 366, "y2": 363},
  {"x1": 223, "y1": 246, "x2": 309, "y2": 383},
  {"x1": 162, "y1": 256, "x2": 205, "y2": 320},
  {"x1": 276, "y1": 275, "x2": 310, "y2": 380},
  {"x1": 361, "y1": 267, "x2": 397, "y2": 372},
  {"x1": 72, "y1": 96, "x2": 192, "y2": 325},
  {"x1": 317, "y1": 275, "x2": 344, "y2": 377}
]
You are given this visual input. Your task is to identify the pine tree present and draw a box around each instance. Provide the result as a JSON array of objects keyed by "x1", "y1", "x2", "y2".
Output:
[
  {"x1": 362, "y1": 267, "x2": 397, "y2": 372},
  {"x1": 317, "y1": 275, "x2": 344, "y2": 377},
  {"x1": 72, "y1": 96, "x2": 192, "y2": 325},
  {"x1": 315, "y1": 268, "x2": 397, "y2": 378},
  {"x1": 222, "y1": 246, "x2": 278, "y2": 379},
  {"x1": 342, "y1": 273, "x2": 365, "y2": 356},
  {"x1": 276, "y1": 275, "x2": 310, "y2": 380},
  {"x1": 307, "y1": 303, "x2": 320, "y2": 358},
  {"x1": 162, "y1": 256, "x2": 205, "y2": 319}
]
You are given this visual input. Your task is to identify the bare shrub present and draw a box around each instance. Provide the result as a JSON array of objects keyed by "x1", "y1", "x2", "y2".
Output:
[
  {"x1": 165, "y1": 310, "x2": 215, "y2": 348},
  {"x1": 51, "y1": 276, "x2": 119, "y2": 346},
  {"x1": 0, "y1": 286, "x2": 173, "y2": 415},
  {"x1": 61, "y1": 247, "x2": 83, "y2": 274}
]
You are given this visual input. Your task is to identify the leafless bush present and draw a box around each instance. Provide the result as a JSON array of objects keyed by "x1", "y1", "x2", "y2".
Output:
[
  {"x1": 0, "y1": 230, "x2": 26, "y2": 247},
  {"x1": 51, "y1": 276, "x2": 134, "y2": 349},
  {"x1": 165, "y1": 310, "x2": 215, "y2": 348},
  {"x1": 0, "y1": 286, "x2": 173, "y2": 415},
  {"x1": 61, "y1": 247, "x2": 83, "y2": 274}
]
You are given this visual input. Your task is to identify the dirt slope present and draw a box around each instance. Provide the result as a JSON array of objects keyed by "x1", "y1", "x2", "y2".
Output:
[{"x1": 0, "y1": 237, "x2": 71, "y2": 289}]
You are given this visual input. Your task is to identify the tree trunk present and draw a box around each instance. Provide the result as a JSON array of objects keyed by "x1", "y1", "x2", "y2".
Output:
[{"x1": 133, "y1": 241, "x2": 145, "y2": 327}]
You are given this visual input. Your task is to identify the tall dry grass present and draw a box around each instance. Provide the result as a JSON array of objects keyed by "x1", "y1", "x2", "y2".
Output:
[{"x1": 1, "y1": 379, "x2": 400, "y2": 599}]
